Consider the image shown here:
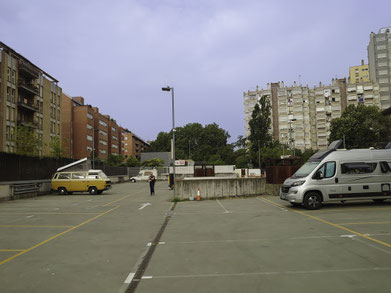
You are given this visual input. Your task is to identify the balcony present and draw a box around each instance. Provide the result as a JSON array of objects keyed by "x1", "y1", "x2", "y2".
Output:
[
  {"x1": 18, "y1": 80, "x2": 39, "y2": 96},
  {"x1": 17, "y1": 119, "x2": 38, "y2": 129},
  {"x1": 18, "y1": 60, "x2": 39, "y2": 79},
  {"x1": 18, "y1": 99, "x2": 38, "y2": 112}
]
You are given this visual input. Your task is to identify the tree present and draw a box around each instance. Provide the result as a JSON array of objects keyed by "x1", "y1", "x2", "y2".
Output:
[
  {"x1": 105, "y1": 154, "x2": 125, "y2": 166},
  {"x1": 329, "y1": 104, "x2": 391, "y2": 149},
  {"x1": 146, "y1": 123, "x2": 232, "y2": 164},
  {"x1": 15, "y1": 125, "x2": 40, "y2": 156},
  {"x1": 142, "y1": 158, "x2": 165, "y2": 168},
  {"x1": 48, "y1": 136, "x2": 64, "y2": 158},
  {"x1": 126, "y1": 156, "x2": 140, "y2": 167},
  {"x1": 248, "y1": 96, "x2": 273, "y2": 155},
  {"x1": 247, "y1": 96, "x2": 273, "y2": 167}
]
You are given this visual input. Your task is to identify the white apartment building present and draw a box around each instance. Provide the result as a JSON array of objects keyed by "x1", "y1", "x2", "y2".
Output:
[
  {"x1": 244, "y1": 79, "x2": 381, "y2": 151},
  {"x1": 368, "y1": 26, "x2": 391, "y2": 110}
]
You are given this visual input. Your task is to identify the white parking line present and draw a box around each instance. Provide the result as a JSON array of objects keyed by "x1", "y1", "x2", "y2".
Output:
[
  {"x1": 216, "y1": 199, "x2": 230, "y2": 213},
  {"x1": 124, "y1": 272, "x2": 135, "y2": 284},
  {"x1": 149, "y1": 267, "x2": 391, "y2": 279}
]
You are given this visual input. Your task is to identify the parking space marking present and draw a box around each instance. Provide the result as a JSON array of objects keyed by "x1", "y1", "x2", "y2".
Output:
[
  {"x1": 0, "y1": 206, "x2": 119, "y2": 266},
  {"x1": 103, "y1": 195, "x2": 132, "y2": 206},
  {"x1": 336, "y1": 221, "x2": 391, "y2": 225},
  {"x1": 313, "y1": 207, "x2": 391, "y2": 213},
  {"x1": 124, "y1": 272, "x2": 135, "y2": 283},
  {"x1": 216, "y1": 199, "x2": 230, "y2": 213},
  {"x1": 259, "y1": 197, "x2": 391, "y2": 249},
  {"x1": 0, "y1": 212, "x2": 98, "y2": 215},
  {"x1": 0, "y1": 225, "x2": 73, "y2": 228},
  {"x1": 256, "y1": 197, "x2": 288, "y2": 211},
  {"x1": 146, "y1": 267, "x2": 391, "y2": 279}
]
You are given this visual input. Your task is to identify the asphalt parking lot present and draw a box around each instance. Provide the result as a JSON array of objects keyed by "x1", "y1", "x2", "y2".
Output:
[{"x1": 1, "y1": 182, "x2": 391, "y2": 293}]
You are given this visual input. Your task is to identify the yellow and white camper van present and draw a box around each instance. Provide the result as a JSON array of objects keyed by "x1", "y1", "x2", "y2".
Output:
[{"x1": 51, "y1": 169, "x2": 111, "y2": 195}]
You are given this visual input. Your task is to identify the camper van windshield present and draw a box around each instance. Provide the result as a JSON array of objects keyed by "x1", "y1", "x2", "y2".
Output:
[{"x1": 292, "y1": 161, "x2": 320, "y2": 178}]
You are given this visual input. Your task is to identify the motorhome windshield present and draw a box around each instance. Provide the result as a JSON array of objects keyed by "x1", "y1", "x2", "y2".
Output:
[{"x1": 292, "y1": 161, "x2": 320, "y2": 178}]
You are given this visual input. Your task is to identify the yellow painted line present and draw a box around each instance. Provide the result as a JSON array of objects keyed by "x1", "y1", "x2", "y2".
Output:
[
  {"x1": 0, "y1": 249, "x2": 25, "y2": 252},
  {"x1": 0, "y1": 212, "x2": 98, "y2": 215},
  {"x1": 0, "y1": 206, "x2": 120, "y2": 266},
  {"x1": 103, "y1": 195, "x2": 132, "y2": 206},
  {"x1": 315, "y1": 207, "x2": 391, "y2": 213},
  {"x1": 336, "y1": 221, "x2": 391, "y2": 226},
  {"x1": 0, "y1": 225, "x2": 74, "y2": 228},
  {"x1": 259, "y1": 197, "x2": 391, "y2": 249}
]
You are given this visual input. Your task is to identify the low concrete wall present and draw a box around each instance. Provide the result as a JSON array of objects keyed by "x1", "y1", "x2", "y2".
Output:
[
  {"x1": 176, "y1": 177, "x2": 267, "y2": 199},
  {"x1": 0, "y1": 185, "x2": 10, "y2": 201}
]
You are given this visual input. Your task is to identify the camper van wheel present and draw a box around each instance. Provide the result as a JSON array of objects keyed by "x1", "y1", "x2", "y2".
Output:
[
  {"x1": 303, "y1": 192, "x2": 322, "y2": 210},
  {"x1": 89, "y1": 187, "x2": 98, "y2": 195},
  {"x1": 58, "y1": 187, "x2": 67, "y2": 195},
  {"x1": 130, "y1": 178, "x2": 136, "y2": 183}
]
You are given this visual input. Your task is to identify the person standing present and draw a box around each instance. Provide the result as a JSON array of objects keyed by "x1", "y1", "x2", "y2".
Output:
[{"x1": 148, "y1": 174, "x2": 156, "y2": 195}]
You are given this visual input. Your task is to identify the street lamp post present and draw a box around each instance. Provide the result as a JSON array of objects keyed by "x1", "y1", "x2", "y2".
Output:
[
  {"x1": 288, "y1": 118, "x2": 296, "y2": 156},
  {"x1": 162, "y1": 86, "x2": 176, "y2": 199}
]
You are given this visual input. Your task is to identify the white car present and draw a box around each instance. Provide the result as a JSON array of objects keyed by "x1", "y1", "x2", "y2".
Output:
[{"x1": 130, "y1": 170, "x2": 157, "y2": 182}]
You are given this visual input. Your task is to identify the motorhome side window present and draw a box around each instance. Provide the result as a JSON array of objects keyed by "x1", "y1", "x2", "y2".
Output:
[
  {"x1": 341, "y1": 162, "x2": 377, "y2": 174},
  {"x1": 316, "y1": 161, "x2": 336, "y2": 178}
]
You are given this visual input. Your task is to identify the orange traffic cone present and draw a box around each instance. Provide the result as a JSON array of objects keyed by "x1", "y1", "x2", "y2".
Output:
[{"x1": 196, "y1": 188, "x2": 201, "y2": 201}]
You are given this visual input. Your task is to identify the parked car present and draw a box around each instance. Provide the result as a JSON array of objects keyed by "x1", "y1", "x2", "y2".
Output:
[
  {"x1": 51, "y1": 169, "x2": 112, "y2": 195},
  {"x1": 130, "y1": 169, "x2": 157, "y2": 182}
]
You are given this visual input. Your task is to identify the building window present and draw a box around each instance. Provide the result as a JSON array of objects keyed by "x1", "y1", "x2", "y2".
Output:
[
  {"x1": 87, "y1": 113, "x2": 93, "y2": 119},
  {"x1": 87, "y1": 124, "x2": 93, "y2": 130},
  {"x1": 87, "y1": 135, "x2": 93, "y2": 141},
  {"x1": 6, "y1": 87, "x2": 10, "y2": 101},
  {"x1": 7, "y1": 68, "x2": 10, "y2": 82},
  {"x1": 99, "y1": 120, "x2": 107, "y2": 127}
]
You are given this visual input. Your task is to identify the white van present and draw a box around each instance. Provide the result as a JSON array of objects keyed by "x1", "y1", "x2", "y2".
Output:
[
  {"x1": 130, "y1": 169, "x2": 157, "y2": 182},
  {"x1": 280, "y1": 140, "x2": 391, "y2": 209}
]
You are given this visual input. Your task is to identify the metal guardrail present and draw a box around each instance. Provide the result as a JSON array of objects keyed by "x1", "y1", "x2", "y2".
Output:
[{"x1": 12, "y1": 183, "x2": 40, "y2": 195}]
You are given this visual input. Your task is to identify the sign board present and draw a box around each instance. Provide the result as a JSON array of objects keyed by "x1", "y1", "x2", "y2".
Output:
[{"x1": 175, "y1": 160, "x2": 186, "y2": 166}]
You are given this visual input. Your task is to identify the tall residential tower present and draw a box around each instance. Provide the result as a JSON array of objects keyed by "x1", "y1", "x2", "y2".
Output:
[{"x1": 368, "y1": 26, "x2": 391, "y2": 109}]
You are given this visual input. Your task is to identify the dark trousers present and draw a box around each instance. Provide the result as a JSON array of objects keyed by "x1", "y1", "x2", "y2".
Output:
[{"x1": 149, "y1": 181, "x2": 155, "y2": 195}]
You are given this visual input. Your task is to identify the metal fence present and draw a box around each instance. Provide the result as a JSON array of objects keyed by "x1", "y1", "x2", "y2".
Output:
[
  {"x1": 0, "y1": 152, "x2": 74, "y2": 181},
  {"x1": 0, "y1": 153, "x2": 131, "y2": 182},
  {"x1": 264, "y1": 158, "x2": 303, "y2": 184}
]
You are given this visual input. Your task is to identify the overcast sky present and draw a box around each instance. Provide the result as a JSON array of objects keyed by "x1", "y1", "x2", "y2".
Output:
[{"x1": 1, "y1": 0, "x2": 390, "y2": 143}]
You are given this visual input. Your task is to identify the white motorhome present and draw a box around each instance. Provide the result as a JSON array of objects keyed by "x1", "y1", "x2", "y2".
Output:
[{"x1": 280, "y1": 140, "x2": 391, "y2": 209}]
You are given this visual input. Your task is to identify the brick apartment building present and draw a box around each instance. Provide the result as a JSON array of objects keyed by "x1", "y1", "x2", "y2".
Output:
[
  {"x1": 123, "y1": 131, "x2": 150, "y2": 160},
  {"x1": 0, "y1": 42, "x2": 62, "y2": 156},
  {"x1": 61, "y1": 94, "x2": 149, "y2": 160}
]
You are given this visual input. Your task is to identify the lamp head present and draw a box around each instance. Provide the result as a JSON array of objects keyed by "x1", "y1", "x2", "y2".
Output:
[{"x1": 162, "y1": 86, "x2": 171, "y2": 92}]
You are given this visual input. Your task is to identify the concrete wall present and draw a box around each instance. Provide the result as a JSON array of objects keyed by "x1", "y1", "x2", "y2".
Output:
[{"x1": 176, "y1": 177, "x2": 267, "y2": 199}]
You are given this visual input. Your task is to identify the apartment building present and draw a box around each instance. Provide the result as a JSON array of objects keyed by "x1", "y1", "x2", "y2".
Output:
[
  {"x1": 368, "y1": 26, "x2": 391, "y2": 110},
  {"x1": 349, "y1": 59, "x2": 370, "y2": 84},
  {"x1": 244, "y1": 79, "x2": 381, "y2": 150},
  {"x1": 123, "y1": 131, "x2": 149, "y2": 160},
  {"x1": 61, "y1": 95, "x2": 113, "y2": 160},
  {"x1": 108, "y1": 119, "x2": 120, "y2": 155},
  {"x1": 0, "y1": 42, "x2": 61, "y2": 156}
]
